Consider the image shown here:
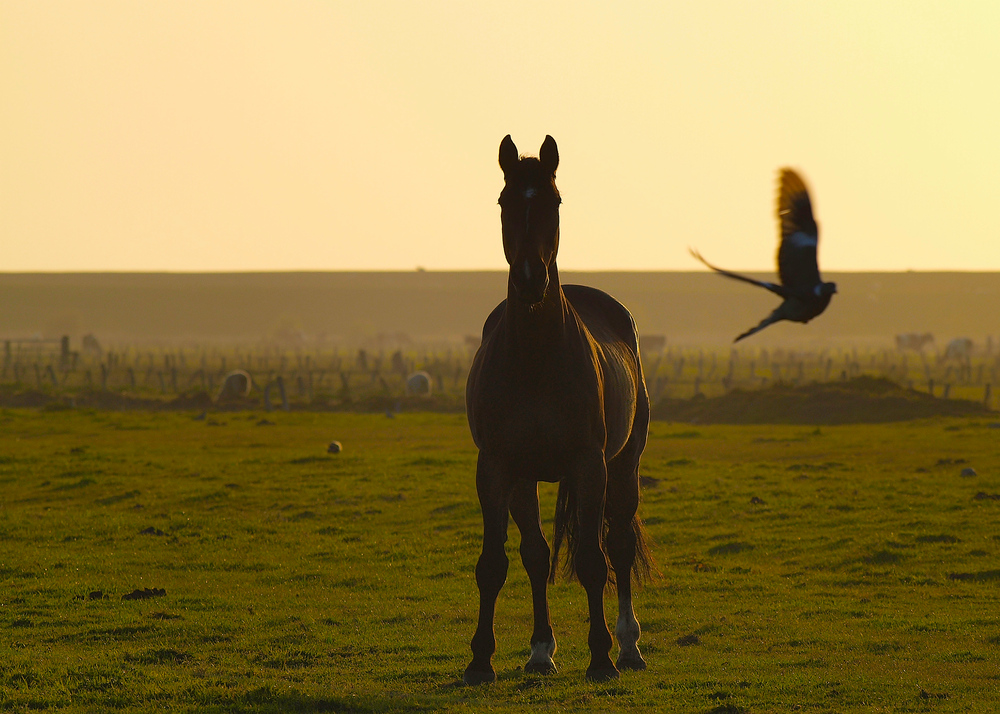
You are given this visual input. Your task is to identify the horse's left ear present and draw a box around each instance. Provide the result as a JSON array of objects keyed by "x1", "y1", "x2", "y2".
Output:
[{"x1": 539, "y1": 135, "x2": 559, "y2": 175}]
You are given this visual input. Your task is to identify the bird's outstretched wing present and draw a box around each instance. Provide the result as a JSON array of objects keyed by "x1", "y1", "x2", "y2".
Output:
[
  {"x1": 776, "y1": 169, "x2": 821, "y2": 296},
  {"x1": 689, "y1": 248, "x2": 787, "y2": 298}
]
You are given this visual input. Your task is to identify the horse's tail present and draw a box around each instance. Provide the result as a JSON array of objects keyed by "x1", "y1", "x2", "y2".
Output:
[
  {"x1": 549, "y1": 479, "x2": 577, "y2": 583},
  {"x1": 549, "y1": 480, "x2": 656, "y2": 587},
  {"x1": 621, "y1": 511, "x2": 655, "y2": 587}
]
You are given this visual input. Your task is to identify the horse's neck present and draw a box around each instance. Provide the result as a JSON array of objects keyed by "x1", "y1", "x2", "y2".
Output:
[{"x1": 504, "y1": 263, "x2": 568, "y2": 352}]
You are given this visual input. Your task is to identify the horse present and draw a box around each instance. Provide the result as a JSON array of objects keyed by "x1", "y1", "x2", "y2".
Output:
[
  {"x1": 463, "y1": 135, "x2": 653, "y2": 684},
  {"x1": 896, "y1": 333, "x2": 934, "y2": 352}
]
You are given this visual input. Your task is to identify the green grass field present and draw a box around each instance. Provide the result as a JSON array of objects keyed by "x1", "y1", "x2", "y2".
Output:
[{"x1": 2, "y1": 409, "x2": 1000, "y2": 712}]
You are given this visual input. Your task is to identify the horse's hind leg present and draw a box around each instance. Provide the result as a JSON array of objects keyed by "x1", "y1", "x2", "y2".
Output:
[
  {"x1": 606, "y1": 457, "x2": 646, "y2": 671},
  {"x1": 464, "y1": 454, "x2": 511, "y2": 685},
  {"x1": 509, "y1": 481, "x2": 556, "y2": 675},
  {"x1": 576, "y1": 454, "x2": 617, "y2": 681}
]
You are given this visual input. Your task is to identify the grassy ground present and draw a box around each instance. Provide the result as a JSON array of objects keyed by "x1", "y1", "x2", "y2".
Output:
[{"x1": 2, "y1": 409, "x2": 1000, "y2": 712}]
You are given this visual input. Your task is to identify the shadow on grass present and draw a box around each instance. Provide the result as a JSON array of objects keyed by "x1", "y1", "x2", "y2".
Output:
[
  {"x1": 183, "y1": 686, "x2": 438, "y2": 713},
  {"x1": 948, "y1": 569, "x2": 1000, "y2": 582}
]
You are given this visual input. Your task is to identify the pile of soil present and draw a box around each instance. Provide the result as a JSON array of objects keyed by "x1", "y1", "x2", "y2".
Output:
[
  {"x1": 0, "y1": 389, "x2": 216, "y2": 411},
  {"x1": 651, "y1": 376, "x2": 993, "y2": 424},
  {"x1": 3, "y1": 377, "x2": 990, "y2": 424},
  {"x1": 0, "y1": 387, "x2": 465, "y2": 414}
]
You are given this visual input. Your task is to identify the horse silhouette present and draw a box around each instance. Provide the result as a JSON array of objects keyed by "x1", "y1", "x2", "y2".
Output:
[{"x1": 464, "y1": 135, "x2": 653, "y2": 683}]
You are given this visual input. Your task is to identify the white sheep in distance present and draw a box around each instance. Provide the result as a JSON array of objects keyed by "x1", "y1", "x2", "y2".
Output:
[{"x1": 406, "y1": 371, "x2": 432, "y2": 396}]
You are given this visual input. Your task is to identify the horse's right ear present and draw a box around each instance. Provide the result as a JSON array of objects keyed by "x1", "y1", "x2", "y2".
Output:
[{"x1": 499, "y1": 135, "x2": 519, "y2": 175}]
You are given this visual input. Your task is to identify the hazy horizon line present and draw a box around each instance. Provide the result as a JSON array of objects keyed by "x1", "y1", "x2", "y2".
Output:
[{"x1": 1, "y1": 268, "x2": 996, "y2": 276}]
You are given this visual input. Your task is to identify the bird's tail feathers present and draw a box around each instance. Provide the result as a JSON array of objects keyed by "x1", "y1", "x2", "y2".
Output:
[{"x1": 734, "y1": 312, "x2": 782, "y2": 343}]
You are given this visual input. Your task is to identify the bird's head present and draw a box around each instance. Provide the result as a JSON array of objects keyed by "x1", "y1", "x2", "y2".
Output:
[{"x1": 816, "y1": 281, "x2": 837, "y2": 298}]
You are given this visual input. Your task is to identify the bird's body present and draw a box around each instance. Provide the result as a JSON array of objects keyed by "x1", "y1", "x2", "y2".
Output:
[{"x1": 692, "y1": 169, "x2": 836, "y2": 342}]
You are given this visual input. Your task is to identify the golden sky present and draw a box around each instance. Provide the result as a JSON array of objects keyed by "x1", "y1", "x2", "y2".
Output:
[{"x1": 2, "y1": 1, "x2": 998, "y2": 271}]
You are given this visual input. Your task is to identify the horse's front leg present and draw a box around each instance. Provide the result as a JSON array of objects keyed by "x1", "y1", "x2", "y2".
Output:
[
  {"x1": 576, "y1": 452, "x2": 617, "y2": 681},
  {"x1": 464, "y1": 453, "x2": 511, "y2": 685},
  {"x1": 509, "y1": 480, "x2": 556, "y2": 674}
]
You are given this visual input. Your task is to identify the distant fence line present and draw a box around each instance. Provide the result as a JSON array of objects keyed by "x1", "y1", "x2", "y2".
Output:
[{"x1": 1, "y1": 337, "x2": 998, "y2": 409}]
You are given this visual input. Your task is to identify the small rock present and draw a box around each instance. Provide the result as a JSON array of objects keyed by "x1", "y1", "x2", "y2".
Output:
[
  {"x1": 122, "y1": 587, "x2": 166, "y2": 601},
  {"x1": 256, "y1": 419, "x2": 275, "y2": 426},
  {"x1": 327, "y1": 441, "x2": 342, "y2": 454},
  {"x1": 140, "y1": 526, "x2": 166, "y2": 536},
  {"x1": 192, "y1": 411, "x2": 206, "y2": 421},
  {"x1": 676, "y1": 634, "x2": 700, "y2": 646},
  {"x1": 960, "y1": 467, "x2": 977, "y2": 478},
  {"x1": 88, "y1": 590, "x2": 105, "y2": 601},
  {"x1": 750, "y1": 496, "x2": 766, "y2": 505}
]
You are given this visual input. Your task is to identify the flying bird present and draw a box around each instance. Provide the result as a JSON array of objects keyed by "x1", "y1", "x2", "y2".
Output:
[{"x1": 691, "y1": 168, "x2": 837, "y2": 342}]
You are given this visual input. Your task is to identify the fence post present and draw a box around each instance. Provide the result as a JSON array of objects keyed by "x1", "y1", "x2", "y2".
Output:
[{"x1": 276, "y1": 375, "x2": 289, "y2": 411}]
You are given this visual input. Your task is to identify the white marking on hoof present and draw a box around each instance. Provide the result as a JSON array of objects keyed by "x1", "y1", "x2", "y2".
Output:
[
  {"x1": 525, "y1": 638, "x2": 557, "y2": 674},
  {"x1": 615, "y1": 604, "x2": 643, "y2": 667}
]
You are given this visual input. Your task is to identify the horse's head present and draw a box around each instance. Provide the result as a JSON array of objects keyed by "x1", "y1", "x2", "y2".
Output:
[{"x1": 498, "y1": 135, "x2": 561, "y2": 307}]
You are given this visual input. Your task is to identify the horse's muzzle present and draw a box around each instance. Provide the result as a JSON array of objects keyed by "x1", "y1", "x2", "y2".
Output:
[{"x1": 511, "y1": 257, "x2": 549, "y2": 306}]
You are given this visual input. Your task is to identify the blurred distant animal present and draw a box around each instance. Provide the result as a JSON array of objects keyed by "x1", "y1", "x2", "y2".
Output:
[
  {"x1": 896, "y1": 333, "x2": 935, "y2": 352},
  {"x1": 406, "y1": 371, "x2": 432, "y2": 395},
  {"x1": 392, "y1": 350, "x2": 407, "y2": 376},
  {"x1": 464, "y1": 135, "x2": 652, "y2": 685},
  {"x1": 943, "y1": 338, "x2": 973, "y2": 361},
  {"x1": 691, "y1": 168, "x2": 836, "y2": 342},
  {"x1": 216, "y1": 370, "x2": 252, "y2": 402},
  {"x1": 639, "y1": 335, "x2": 666, "y2": 355},
  {"x1": 81, "y1": 334, "x2": 102, "y2": 355}
]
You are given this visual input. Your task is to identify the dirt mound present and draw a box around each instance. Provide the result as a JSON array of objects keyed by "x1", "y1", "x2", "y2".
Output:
[
  {"x1": 3, "y1": 390, "x2": 52, "y2": 408},
  {"x1": 168, "y1": 392, "x2": 215, "y2": 410},
  {"x1": 651, "y1": 376, "x2": 993, "y2": 424},
  {"x1": 0, "y1": 389, "x2": 217, "y2": 411}
]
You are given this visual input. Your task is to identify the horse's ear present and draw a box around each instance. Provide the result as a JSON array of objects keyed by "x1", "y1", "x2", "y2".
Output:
[
  {"x1": 499, "y1": 135, "x2": 519, "y2": 175},
  {"x1": 539, "y1": 135, "x2": 559, "y2": 175}
]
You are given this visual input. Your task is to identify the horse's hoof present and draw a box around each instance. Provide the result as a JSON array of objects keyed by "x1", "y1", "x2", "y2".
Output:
[
  {"x1": 616, "y1": 652, "x2": 647, "y2": 671},
  {"x1": 463, "y1": 665, "x2": 496, "y2": 686},
  {"x1": 525, "y1": 638, "x2": 557, "y2": 675},
  {"x1": 524, "y1": 659, "x2": 557, "y2": 675},
  {"x1": 586, "y1": 665, "x2": 620, "y2": 682}
]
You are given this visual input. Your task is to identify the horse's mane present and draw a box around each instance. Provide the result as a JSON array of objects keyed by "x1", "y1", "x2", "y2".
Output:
[{"x1": 502, "y1": 156, "x2": 561, "y2": 201}]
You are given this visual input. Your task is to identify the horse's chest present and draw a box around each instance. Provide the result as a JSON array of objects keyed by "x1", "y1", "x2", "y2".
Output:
[{"x1": 471, "y1": 368, "x2": 600, "y2": 468}]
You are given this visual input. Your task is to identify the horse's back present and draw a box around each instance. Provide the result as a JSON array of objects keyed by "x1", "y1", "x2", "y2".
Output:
[
  {"x1": 563, "y1": 285, "x2": 640, "y2": 355},
  {"x1": 480, "y1": 300, "x2": 506, "y2": 342},
  {"x1": 478, "y1": 286, "x2": 638, "y2": 351},
  {"x1": 564, "y1": 285, "x2": 647, "y2": 460}
]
